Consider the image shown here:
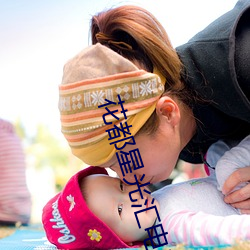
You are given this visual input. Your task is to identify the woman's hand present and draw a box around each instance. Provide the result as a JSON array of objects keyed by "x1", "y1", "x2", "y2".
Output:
[{"x1": 223, "y1": 166, "x2": 250, "y2": 214}]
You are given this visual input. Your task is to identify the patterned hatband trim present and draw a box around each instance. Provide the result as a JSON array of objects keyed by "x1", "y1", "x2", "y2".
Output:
[
  {"x1": 61, "y1": 123, "x2": 106, "y2": 134},
  {"x1": 59, "y1": 70, "x2": 164, "y2": 146},
  {"x1": 59, "y1": 70, "x2": 164, "y2": 116}
]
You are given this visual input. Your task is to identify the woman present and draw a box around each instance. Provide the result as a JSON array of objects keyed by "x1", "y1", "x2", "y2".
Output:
[{"x1": 59, "y1": 1, "x2": 250, "y2": 212}]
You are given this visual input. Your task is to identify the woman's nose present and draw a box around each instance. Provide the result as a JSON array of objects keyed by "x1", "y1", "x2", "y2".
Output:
[
  {"x1": 113, "y1": 166, "x2": 144, "y2": 189},
  {"x1": 121, "y1": 172, "x2": 139, "y2": 184},
  {"x1": 113, "y1": 166, "x2": 135, "y2": 182}
]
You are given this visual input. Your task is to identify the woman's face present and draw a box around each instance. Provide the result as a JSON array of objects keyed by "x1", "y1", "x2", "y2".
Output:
[
  {"x1": 99, "y1": 62, "x2": 184, "y2": 184},
  {"x1": 100, "y1": 94, "x2": 196, "y2": 184},
  {"x1": 100, "y1": 115, "x2": 182, "y2": 184}
]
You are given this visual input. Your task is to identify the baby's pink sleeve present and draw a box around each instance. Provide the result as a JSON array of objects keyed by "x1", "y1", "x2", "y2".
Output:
[{"x1": 161, "y1": 210, "x2": 250, "y2": 246}]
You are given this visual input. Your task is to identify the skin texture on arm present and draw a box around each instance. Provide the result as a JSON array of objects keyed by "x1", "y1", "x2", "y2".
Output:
[
  {"x1": 215, "y1": 136, "x2": 250, "y2": 192},
  {"x1": 223, "y1": 166, "x2": 250, "y2": 213},
  {"x1": 217, "y1": 136, "x2": 250, "y2": 213},
  {"x1": 207, "y1": 135, "x2": 250, "y2": 213}
]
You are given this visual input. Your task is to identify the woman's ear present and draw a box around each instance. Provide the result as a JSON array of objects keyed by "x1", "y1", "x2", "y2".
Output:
[{"x1": 156, "y1": 96, "x2": 180, "y2": 126}]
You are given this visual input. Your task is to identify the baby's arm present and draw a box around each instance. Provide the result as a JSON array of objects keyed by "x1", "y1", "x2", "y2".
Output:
[
  {"x1": 161, "y1": 209, "x2": 250, "y2": 247},
  {"x1": 215, "y1": 135, "x2": 250, "y2": 193}
]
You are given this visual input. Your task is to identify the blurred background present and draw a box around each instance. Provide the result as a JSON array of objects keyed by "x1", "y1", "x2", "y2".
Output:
[{"x1": 0, "y1": 0, "x2": 238, "y2": 223}]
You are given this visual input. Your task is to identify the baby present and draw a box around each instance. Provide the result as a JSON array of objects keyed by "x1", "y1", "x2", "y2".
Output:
[
  {"x1": 42, "y1": 166, "x2": 144, "y2": 249},
  {"x1": 42, "y1": 136, "x2": 250, "y2": 249}
]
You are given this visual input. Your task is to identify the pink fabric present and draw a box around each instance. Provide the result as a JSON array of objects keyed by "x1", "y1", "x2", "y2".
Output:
[
  {"x1": 0, "y1": 119, "x2": 31, "y2": 224},
  {"x1": 203, "y1": 152, "x2": 211, "y2": 176},
  {"x1": 161, "y1": 210, "x2": 250, "y2": 246}
]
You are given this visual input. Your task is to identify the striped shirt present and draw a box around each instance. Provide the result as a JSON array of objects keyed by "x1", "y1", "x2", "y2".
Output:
[{"x1": 0, "y1": 119, "x2": 31, "y2": 224}]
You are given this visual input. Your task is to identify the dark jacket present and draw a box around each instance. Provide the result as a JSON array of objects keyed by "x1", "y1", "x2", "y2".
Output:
[{"x1": 176, "y1": 0, "x2": 250, "y2": 163}]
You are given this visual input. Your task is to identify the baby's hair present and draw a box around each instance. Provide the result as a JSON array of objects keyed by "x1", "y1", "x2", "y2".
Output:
[{"x1": 79, "y1": 177, "x2": 90, "y2": 205}]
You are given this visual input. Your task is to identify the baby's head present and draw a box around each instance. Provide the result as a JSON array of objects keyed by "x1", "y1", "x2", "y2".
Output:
[{"x1": 42, "y1": 166, "x2": 157, "y2": 249}]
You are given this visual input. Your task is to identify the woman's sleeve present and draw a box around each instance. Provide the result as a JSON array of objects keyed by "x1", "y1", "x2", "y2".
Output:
[
  {"x1": 161, "y1": 210, "x2": 250, "y2": 247},
  {"x1": 176, "y1": 0, "x2": 250, "y2": 123}
]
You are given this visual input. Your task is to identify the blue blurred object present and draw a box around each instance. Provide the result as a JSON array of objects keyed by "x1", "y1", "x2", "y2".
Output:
[{"x1": 0, "y1": 225, "x2": 232, "y2": 250}]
